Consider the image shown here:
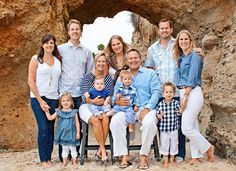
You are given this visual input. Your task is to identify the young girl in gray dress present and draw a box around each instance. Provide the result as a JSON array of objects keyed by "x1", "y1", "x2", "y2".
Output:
[{"x1": 45, "y1": 92, "x2": 80, "y2": 167}]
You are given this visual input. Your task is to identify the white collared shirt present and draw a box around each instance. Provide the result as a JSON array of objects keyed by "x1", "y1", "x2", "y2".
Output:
[{"x1": 58, "y1": 41, "x2": 94, "y2": 97}]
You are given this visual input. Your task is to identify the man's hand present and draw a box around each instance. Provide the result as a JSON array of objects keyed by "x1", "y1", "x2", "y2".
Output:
[
  {"x1": 115, "y1": 97, "x2": 130, "y2": 106},
  {"x1": 139, "y1": 108, "x2": 150, "y2": 121}
]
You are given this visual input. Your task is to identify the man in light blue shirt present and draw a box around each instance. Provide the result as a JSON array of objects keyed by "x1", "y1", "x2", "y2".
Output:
[
  {"x1": 58, "y1": 19, "x2": 94, "y2": 161},
  {"x1": 110, "y1": 48, "x2": 162, "y2": 169}
]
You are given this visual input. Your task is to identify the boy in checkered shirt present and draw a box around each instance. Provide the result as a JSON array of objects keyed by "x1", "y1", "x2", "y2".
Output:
[{"x1": 156, "y1": 82, "x2": 183, "y2": 168}]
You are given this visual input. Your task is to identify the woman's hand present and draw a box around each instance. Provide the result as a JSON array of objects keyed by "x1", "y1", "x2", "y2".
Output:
[
  {"x1": 92, "y1": 96, "x2": 105, "y2": 105},
  {"x1": 39, "y1": 99, "x2": 50, "y2": 112},
  {"x1": 180, "y1": 95, "x2": 188, "y2": 112},
  {"x1": 76, "y1": 132, "x2": 81, "y2": 140}
]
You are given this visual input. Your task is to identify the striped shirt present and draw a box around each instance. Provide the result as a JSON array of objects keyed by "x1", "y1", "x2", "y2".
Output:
[
  {"x1": 81, "y1": 72, "x2": 114, "y2": 103},
  {"x1": 157, "y1": 99, "x2": 180, "y2": 132},
  {"x1": 144, "y1": 37, "x2": 179, "y2": 85}
]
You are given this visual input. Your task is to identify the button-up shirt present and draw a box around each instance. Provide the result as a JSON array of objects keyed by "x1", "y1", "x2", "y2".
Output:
[
  {"x1": 157, "y1": 99, "x2": 180, "y2": 132},
  {"x1": 114, "y1": 67, "x2": 162, "y2": 111},
  {"x1": 177, "y1": 51, "x2": 203, "y2": 88},
  {"x1": 58, "y1": 41, "x2": 94, "y2": 97},
  {"x1": 144, "y1": 37, "x2": 178, "y2": 85}
]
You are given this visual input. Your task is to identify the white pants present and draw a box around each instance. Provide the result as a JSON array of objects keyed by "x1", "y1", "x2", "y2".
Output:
[
  {"x1": 110, "y1": 110, "x2": 157, "y2": 156},
  {"x1": 62, "y1": 145, "x2": 77, "y2": 158},
  {"x1": 159, "y1": 130, "x2": 178, "y2": 155},
  {"x1": 180, "y1": 86, "x2": 210, "y2": 158},
  {"x1": 79, "y1": 103, "x2": 93, "y2": 123}
]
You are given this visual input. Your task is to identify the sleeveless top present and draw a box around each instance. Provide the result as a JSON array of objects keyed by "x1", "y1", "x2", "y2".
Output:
[
  {"x1": 30, "y1": 55, "x2": 61, "y2": 99},
  {"x1": 54, "y1": 109, "x2": 80, "y2": 146}
]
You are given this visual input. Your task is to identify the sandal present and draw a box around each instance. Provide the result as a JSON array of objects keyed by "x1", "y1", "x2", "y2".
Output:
[
  {"x1": 119, "y1": 155, "x2": 131, "y2": 169},
  {"x1": 138, "y1": 155, "x2": 149, "y2": 170},
  {"x1": 95, "y1": 151, "x2": 102, "y2": 161},
  {"x1": 119, "y1": 161, "x2": 131, "y2": 169},
  {"x1": 137, "y1": 163, "x2": 149, "y2": 169}
]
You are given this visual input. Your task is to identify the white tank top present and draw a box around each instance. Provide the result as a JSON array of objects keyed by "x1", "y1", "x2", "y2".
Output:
[{"x1": 30, "y1": 55, "x2": 61, "y2": 99}]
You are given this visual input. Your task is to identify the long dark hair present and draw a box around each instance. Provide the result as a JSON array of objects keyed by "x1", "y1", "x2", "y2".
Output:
[{"x1": 37, "y1": 34, "x2": 62, "y2": 64}]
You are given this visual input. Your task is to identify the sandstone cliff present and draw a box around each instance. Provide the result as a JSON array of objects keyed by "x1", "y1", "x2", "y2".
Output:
[{"x1": 0, "y1": 0, "x2": 235, "y2": 162}]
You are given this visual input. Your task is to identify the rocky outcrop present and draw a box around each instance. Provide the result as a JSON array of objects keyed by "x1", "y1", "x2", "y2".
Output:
[{"x1": 0, "y1": 0, "x2": 235, "y2": 162}]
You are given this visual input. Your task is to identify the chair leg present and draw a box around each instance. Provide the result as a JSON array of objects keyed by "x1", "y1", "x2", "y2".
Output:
[
  {"x1": 109, "y1": 131, "x2": 115, "y2": 164},
  {"x1": 80, "y1": 121, "x2": 88, "y2": 165},
  {"x1": 153, "y1": 135, "x2": 160, "y2": 161}
]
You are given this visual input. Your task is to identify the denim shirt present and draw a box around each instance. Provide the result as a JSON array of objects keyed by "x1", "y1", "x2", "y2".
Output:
[
  {"x1": 177, "y1": 51, "x2": 203, "y2": 88},
  {"x1": 114, "y1": 67, "x2": 162, "y2": 111}
]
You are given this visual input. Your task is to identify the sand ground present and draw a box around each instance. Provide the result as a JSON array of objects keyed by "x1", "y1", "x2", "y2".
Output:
[{"x1": 0, "y1": 125, "x2": 235, "y2": 171}]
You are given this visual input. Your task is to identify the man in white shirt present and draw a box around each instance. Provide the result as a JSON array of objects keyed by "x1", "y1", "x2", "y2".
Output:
[{"x1": 58, "y1": 19, "x2": 94, "y2": 161}]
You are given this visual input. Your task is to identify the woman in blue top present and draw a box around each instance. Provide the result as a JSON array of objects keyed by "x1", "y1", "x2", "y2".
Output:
[{"x1": 173, "y1": 30, "x2": 214, "y2": 165}]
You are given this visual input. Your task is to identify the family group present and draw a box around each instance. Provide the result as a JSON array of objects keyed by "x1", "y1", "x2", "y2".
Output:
[{"x1": 28, "y1": 18, "x2": 215, "y2": 169}]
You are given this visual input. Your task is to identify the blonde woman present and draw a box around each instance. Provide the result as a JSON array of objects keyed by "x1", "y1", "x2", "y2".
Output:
[{"x1": 173, "y1": 30, "x2": 214, "y2": 165}]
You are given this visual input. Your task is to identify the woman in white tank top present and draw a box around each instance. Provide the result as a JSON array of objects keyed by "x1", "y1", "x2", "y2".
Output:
[{"x1": 28, "y1": 34, "x2": 61, "y2": 168}]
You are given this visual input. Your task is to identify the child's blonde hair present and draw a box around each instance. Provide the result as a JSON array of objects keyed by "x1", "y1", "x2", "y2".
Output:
[
  {"x1": 119, "y1": 70, "x2": 131, "y2": 80},
  {"x1": 59, "y1": 92, "x2": 74, "y2": 109},
  {"x1": 162, "y1": 82, "x2": 176, "y2": 93}
]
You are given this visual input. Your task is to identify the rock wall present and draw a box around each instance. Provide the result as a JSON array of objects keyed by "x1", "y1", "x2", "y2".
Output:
[{"x1": 0, "y1": 0, "x2": 235, "y2": 162}]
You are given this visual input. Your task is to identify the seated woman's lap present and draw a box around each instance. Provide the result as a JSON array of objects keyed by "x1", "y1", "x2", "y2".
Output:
[{"x1": 79, "y1": 103, "x2": 93, "y2": 124}]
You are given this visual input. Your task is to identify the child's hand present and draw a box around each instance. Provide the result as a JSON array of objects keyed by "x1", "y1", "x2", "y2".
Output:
[
  {"x1": 76, "y1": 132, "x2": 80, "y2": 140},
  {"x1": 116, "y1": 93, "x2": 122, "y2": 99},
  {"x1": 157, "y1": 111, "x2": 164, "y2": 120},
  {"x1": 134, "y1": 105, "x2": 139, "y2": 112}
]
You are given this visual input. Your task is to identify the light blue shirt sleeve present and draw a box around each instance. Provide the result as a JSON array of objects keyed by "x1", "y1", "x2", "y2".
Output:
[
  {"x1": 144, "y1": 71, "x2": 162, "y2": 110},
  {"x1": 112, "y1": 78, "x2": 122, "y2": 105},
  {"x1": 186, "y1": 53, "x2": 202, "y2": 87}
]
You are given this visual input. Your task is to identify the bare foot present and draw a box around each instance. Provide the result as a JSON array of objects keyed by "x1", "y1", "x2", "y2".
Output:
[
  {"x1": 163, "y1": 155, "x2": 169, "y2": 168},
  {"x1": 62, "y1": 158, "x2": 67, "y2": 167},
  {"x1": 41, "y1": 162, "x2": 51, "y2": 168},
  {"x1": 187, "y1": 158, "x2": 200, "y2": 165},
  {"x1": 163, "y1": 160, "x2": 169, "y2": 168},
  {"x1": 47, "y1": 161, "x2": 52, "y2": 167},
  {"x1": 72, "y1": 157, "x2": 77, "y2": 165},
  {"x1": 170, "y1": 159, "x2": 176, "y2": 166},
  {"x1": 207, "y1": 145, "x2": 215, "y2": 162}
]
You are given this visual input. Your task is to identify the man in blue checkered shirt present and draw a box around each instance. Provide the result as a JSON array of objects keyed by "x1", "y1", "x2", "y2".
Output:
[{"x1": 156, "y1": 82, "x2": 183, "y2": 168}]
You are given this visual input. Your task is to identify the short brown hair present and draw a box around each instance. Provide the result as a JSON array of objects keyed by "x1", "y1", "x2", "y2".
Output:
[
  {"x1": 158, "y1": 18, "x2": 173, "y2": 29},
  {"x1": 162, "y1": 82, "x2": 176, "y2": 93},
  {"x1": 67, "y1": 19, "x2": 82, "y2": 31},
  {"x1": 127, "y1": 48, "x2": 141, "y2": 59}
]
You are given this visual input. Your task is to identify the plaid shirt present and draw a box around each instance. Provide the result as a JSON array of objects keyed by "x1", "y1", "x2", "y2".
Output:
[
  {"x1": 157, "y1": 99, "x2": 180, "y2": 132},
  {"x1": 144, "y1": 37, "x2": 178, "y2": 85}
]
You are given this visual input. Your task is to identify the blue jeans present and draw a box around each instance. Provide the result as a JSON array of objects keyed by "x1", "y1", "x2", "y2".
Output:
[
  {"x1": 31, "y1": 96, "x2": 59, "y2": 162},
  {"x1": 58, "y1": 96, "x2": 82, "y2": 161}
]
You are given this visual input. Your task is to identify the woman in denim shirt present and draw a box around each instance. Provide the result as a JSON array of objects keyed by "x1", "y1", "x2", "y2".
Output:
[{"x1": 173, "y1": 30, "x2": 214, "y2": 165}]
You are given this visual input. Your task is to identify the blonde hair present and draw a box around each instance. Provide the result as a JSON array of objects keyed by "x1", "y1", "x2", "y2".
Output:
[
  {"x1": 94, "y1": 52, "x2": 107, "y2": 63},
  {"x1": 59, "y1": 92, "x2": 74, "y2": 109},
  {"x1": 67, "y1": 19, "x2": 82, "y2": 31},
  {"x1": 120, "y1": 70, "x2": 131, "y2": 80},
  {"x1": 173, "y1": 30, "x2": 196, "y2": 64}
]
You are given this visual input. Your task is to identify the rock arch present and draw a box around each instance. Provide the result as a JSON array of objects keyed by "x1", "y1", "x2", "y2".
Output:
[{"x1": 0, "y1": 0, "x2": 235, "y2": 162}]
